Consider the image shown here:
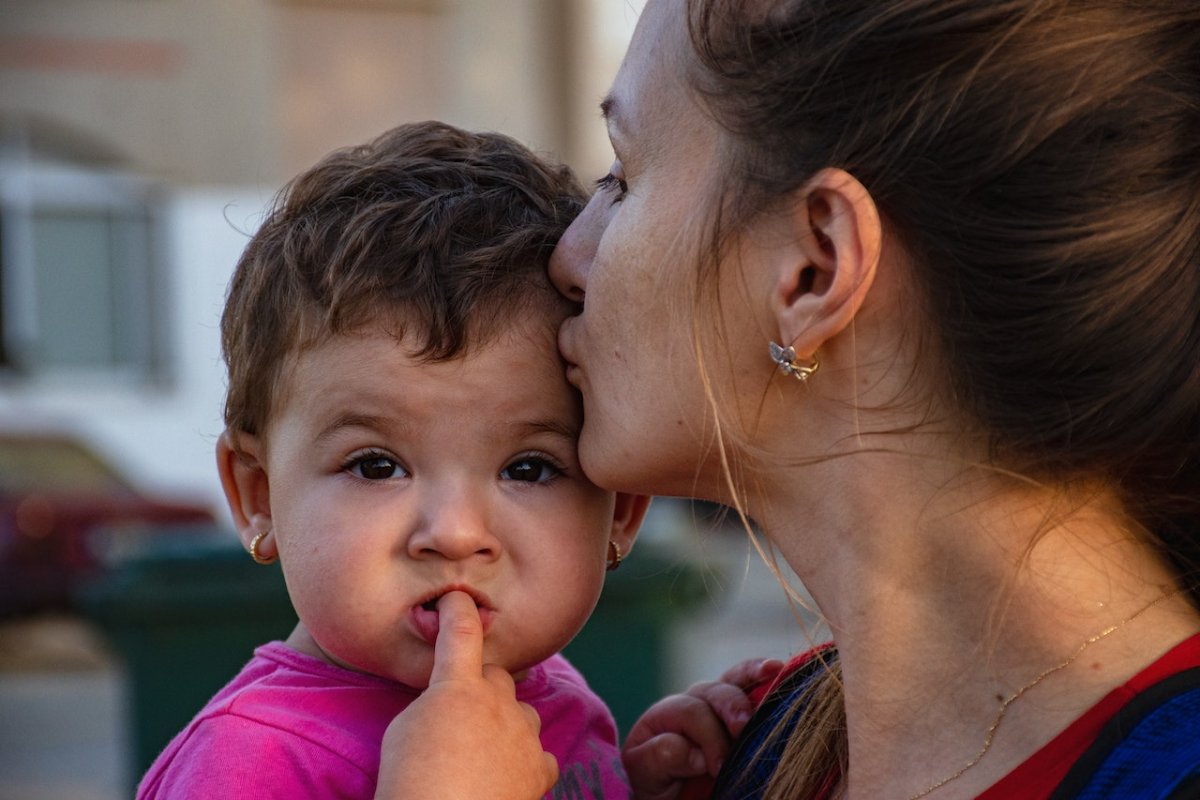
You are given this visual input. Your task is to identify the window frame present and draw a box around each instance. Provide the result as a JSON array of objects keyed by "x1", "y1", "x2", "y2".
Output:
[{"x1": 0, "y1": 155, "x2": 166, "y2": 384}]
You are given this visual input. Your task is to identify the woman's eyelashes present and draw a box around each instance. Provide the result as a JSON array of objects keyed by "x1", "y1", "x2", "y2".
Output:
[
  {"x1": 500, "y1": 455, "x2": 564, "y2": 484},
  {"x1": 594, "y1": 172, "x2": 628, "y2": 203},
  {"x1": 344, "y1": 451, "x2": 408, "y2": 481}
]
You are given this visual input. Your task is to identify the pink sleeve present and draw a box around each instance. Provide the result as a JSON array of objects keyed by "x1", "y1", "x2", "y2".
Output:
[{"x1": 137, "y1": 713, "x2": 375, "y2": 800}]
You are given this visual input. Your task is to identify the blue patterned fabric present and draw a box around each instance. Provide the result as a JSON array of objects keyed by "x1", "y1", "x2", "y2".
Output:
[
  {"x1": 1058, "y1": 672, "x2": 1200, "y2": 800},
  {"x1": 713, "y1": 661, "x2": 1200, "y2": 800},
  {"x1": 710, "y1": 654, "x2": 832, "y2": 800}
]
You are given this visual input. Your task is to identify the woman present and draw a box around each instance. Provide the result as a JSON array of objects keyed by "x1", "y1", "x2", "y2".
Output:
[{"x1": 377, "y1": 0, "x2": 1200, "y2": 797}]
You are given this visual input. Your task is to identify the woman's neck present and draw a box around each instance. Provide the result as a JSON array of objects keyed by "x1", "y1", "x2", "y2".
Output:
[{"x1": 749, "y1": 451, "x2": 1200, "y2": 799}]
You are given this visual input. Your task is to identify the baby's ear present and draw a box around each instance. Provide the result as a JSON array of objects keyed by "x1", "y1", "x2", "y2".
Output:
[
  {"x1": 216, "y1": 429, "x2": 272, "y2": 551},
  {"x1": 609, "y1": 494, "x2": 652, "y2": 560}
]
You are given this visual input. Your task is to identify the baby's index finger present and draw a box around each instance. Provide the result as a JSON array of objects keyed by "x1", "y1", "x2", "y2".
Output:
[{"x1": 429, "y1": 590, "x2": 484, "y2": 684}]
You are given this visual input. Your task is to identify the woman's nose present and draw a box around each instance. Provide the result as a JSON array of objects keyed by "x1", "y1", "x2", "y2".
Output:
[{"x1": 549, "y1": 200, "x2": 602, "y2": 303}]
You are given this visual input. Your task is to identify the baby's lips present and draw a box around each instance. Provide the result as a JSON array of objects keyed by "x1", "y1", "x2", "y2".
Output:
[
  {"x1": 440, "y1": 590, "x2": 495, "y2": 634},
  {"x1": 410, "y1": 589, "x2": 494, "y2": 645},
  {"x1": 419, "y1": 586, "x2": 489, "y2": 615},
  {"x1": 435, "y1": 589, "x2": 478, "y2": 613}
]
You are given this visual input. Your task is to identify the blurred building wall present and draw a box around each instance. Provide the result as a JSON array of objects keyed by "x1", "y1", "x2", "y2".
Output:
[
  {"x1": 0, "y1": 0, "x2": 640, "y2": 517},
  {"x1": 1, "y1": 0, "x2": 278, "y2": 184}
]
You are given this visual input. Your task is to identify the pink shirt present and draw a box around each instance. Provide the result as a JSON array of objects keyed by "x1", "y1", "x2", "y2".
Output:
[{"x1": 137, "y1": 642, "x2": 628, "y2": 799}]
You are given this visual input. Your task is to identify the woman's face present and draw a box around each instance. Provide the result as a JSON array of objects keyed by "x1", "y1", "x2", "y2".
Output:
[{"x1": 550, "y1": 0, "x2": 753, "y2": 498}]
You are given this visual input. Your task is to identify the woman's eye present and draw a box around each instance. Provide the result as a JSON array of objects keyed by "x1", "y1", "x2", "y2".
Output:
[
  {"x1": 501, "y1": 457, "x2": 561, "y2": 484},
  {"x1": 348, "y1": 455, "x2": 406, "y2": 480},
  {"x1": 594, "y1": 172, "x2": 628, "y2": 203}
]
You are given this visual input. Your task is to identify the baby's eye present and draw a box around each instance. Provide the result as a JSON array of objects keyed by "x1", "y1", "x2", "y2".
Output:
[
  {"x1": 346, "y1": 454, "x2": 407, "y2": 481},
  {"x1": 500, "y1": 457, "x2": 562, "y2": 484}
]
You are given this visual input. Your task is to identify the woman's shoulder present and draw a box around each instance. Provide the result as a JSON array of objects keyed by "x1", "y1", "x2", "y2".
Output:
[
  {"x1": 1050, "y1": 661, "x2": 1200, "y2": 799},
  {"x1": 985, "y1": 633, "x2": 1200, "y2": 799}
]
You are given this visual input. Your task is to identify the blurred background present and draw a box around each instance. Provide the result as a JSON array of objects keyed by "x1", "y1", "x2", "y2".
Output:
[{"x1": 0, "y1": 2, "x2": 817, "y2": 797}]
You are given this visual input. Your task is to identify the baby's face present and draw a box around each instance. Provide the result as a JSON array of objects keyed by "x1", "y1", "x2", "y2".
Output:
[{"x1": 259, "y1": 315, "x2": 630, "y2": 688}]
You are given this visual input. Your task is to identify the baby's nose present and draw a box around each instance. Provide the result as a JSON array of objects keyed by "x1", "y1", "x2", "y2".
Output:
[{"x1": 407, "y1": 493, "x2": 501, "y2": 561}]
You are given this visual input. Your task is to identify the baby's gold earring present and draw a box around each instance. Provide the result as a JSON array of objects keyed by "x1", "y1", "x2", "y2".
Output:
[
  {"x1": 249, "y1": 529, "x2": 278, "y2": 565},
  {"x1": 606, "y1": 540, "x2": 624, "y2": 572}
]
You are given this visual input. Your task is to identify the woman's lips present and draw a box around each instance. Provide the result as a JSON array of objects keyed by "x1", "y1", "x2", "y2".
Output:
[
  {"x1": 564, "y1": 362, "x2": 582, "y2": 387},
  {"x1": 557, "y1": 321, "x2": 580, "y2": 368},
  {"x1": 557, "y1": 322, "x2": 586, "y2": 387}
]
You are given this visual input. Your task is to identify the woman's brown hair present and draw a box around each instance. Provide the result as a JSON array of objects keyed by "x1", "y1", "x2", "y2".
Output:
[{"x1": 684, "y1": 0, "x2": 1200, "y2": 795}]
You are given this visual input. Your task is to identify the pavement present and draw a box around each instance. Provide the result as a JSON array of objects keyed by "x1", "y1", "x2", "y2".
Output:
[{"x1": 0, "y1": 615, "x2": 128, "y2": 800}]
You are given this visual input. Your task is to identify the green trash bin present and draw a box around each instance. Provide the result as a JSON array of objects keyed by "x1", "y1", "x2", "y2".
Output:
[
  {"x1": 76, "y1": 527, "x2": 296, "y2": 790},
  {"x1": 563, "y1": 542, "x2": 715, "y2": 736},
  {"x1": 78, "y1": 528, "x2": 713, "y2": 786}
]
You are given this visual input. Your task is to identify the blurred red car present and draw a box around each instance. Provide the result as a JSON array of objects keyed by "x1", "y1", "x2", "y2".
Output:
[{"x1": 0, "y1": 432, "x2": 215, "y2": 617}]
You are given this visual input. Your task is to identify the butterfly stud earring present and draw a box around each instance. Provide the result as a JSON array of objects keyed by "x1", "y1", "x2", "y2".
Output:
[{"x1": 769, "y1": 341, "x2": 819, "y2": 382}]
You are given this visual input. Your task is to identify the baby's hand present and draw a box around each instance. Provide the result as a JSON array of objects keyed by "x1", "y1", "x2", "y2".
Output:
[
  {"x1": 621, "y1": 657, "x2": 784, "y2": 800},
  {"x1": 375, "y1": 592, "x2": 558, "y2": 800}
]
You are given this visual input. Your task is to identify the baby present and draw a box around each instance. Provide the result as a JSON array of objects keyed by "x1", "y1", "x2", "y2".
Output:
[{"x1": 137, "y1": 120, "x2": 648, "y2": 799}]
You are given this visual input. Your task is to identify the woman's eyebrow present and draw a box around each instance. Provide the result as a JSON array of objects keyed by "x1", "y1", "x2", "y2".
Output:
[
  {"x1": 600, "y1": 93, "x2": 617, "y2": 121},
  {"x1": 600, "y1": 92, "x2": 631, "y2": 155},
  {"x1": 600, "y1": 93, "x2": 626, "y2": 137}
]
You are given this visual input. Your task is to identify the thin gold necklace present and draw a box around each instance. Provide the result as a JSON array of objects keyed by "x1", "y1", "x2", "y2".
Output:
[{"x1": 906, "y1": 588, "x2": 1178, "y2": 800}]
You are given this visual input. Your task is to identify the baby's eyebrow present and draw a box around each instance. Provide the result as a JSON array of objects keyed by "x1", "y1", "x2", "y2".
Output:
[
  {"x1": 314, "y1": 412, "x2": 398, "y2": 444},
  {"x1": 509, "y1": 418, "x2": 579, "y2": 442}
]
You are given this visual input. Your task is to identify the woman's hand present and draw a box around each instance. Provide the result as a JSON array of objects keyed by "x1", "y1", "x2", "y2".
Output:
[
  {"x1": 621, "y1": 657, "x2": 784, "y2": 800},
  {"x1": 375, "y1": 591, "x2": 559, "y2": 800}
]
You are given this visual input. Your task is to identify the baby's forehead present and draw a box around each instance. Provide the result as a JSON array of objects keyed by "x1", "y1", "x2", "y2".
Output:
[
  {"x1": 297, "y1": 284, "x2": 565, "y2": 348},
  {"x1": 267, "y1": 309, "x2": 581, "y2": 442},
  {"x1": 263, "y1": 285, "x2": 571, "y2": 409},
  {"x1": 374, "y1": 297, "x2": 567, "y2": 354},
  {"x1": 282, "y1": 300, "x2": 567, "y2": 380}
]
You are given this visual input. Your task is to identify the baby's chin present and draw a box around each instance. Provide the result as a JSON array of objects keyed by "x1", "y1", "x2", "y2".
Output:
[
  {"x1": 306, "y1": 629, "x2": 547, "y2": 688},
  {"x1": 370, "y1": 652, "x2": 537, "y2": 690}
]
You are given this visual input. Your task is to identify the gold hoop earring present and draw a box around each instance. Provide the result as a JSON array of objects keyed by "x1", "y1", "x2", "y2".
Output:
[
  {"x1": 606, "y1": 540, "x2": 624, "y2": 571},
  {"x1": 249, "y1": 529, "x2": 277, "y2": 565},
  {"x1": 769, "y1": 341, "x2": 819, "y2": 382}
]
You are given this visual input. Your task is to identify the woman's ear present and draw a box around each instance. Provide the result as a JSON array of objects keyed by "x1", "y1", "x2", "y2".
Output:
[
  {"x1": 608, "y1": 493, "x2": 652, "y2": 561},
  {"x1": 216, "y1": 429, "x2": 273, "y2": 553},
  {"x1": 770, "y1": 168, "x2": 881, "y2": 357}
]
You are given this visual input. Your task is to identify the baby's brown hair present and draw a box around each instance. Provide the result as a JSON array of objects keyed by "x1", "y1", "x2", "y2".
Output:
[{"x1": 220, "y1": 121, "x2": 586, "y2": 440}]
